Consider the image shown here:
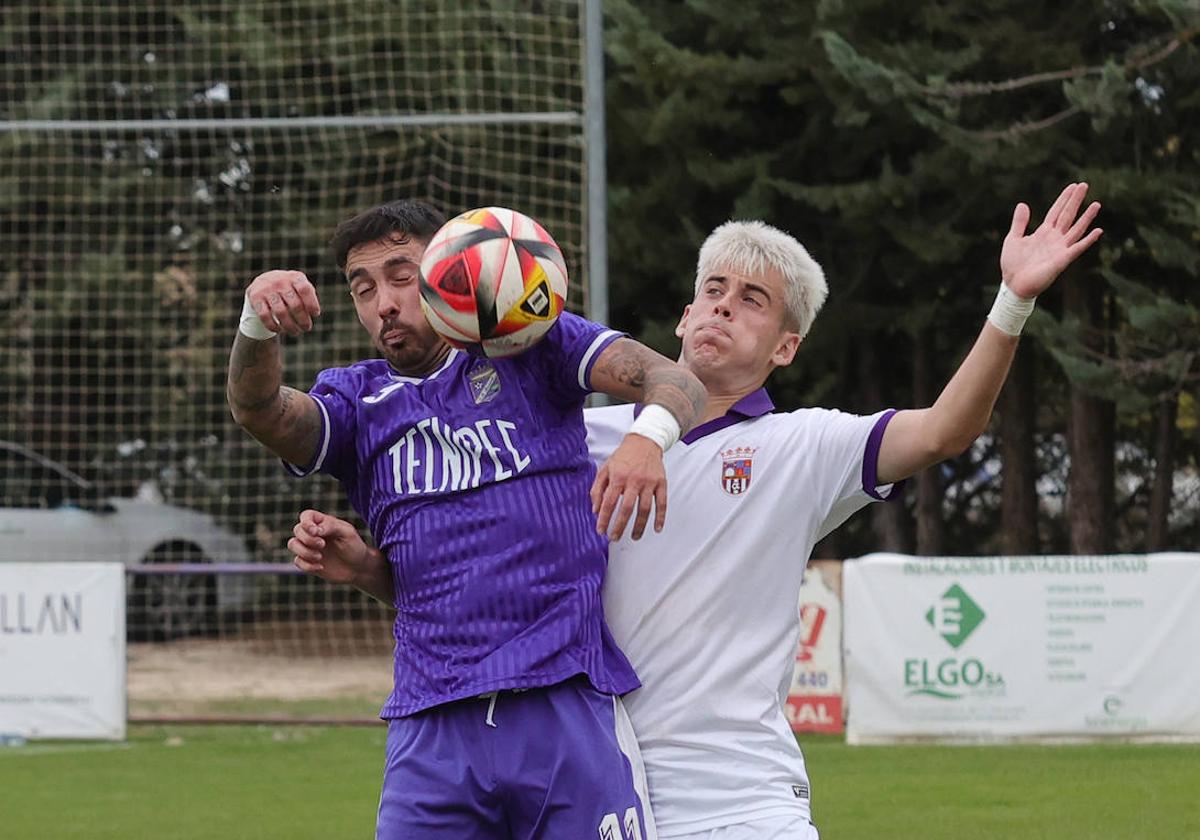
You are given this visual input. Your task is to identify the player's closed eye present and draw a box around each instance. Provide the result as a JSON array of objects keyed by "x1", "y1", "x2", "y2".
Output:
[{"x1": 351, "y1": 283, "x2": 376, "y2": 300}]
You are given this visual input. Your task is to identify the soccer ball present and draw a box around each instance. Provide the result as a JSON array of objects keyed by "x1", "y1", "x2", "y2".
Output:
[{"x1": 418, "y1": 207, "x2": 568, "y2": 358}]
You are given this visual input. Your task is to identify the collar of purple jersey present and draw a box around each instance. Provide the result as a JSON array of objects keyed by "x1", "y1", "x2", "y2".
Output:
[{"x1": 632, "y1": 387, "x2": 774, "y2": 445}]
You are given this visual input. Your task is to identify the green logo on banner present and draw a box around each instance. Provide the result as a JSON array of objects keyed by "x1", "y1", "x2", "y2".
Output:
[
  {"x1": 925, "y1": 584, "x2": 985, "y2": 649},
  {"x1": 906, "y1": 583, "x2": 1003, "y2": 700}
]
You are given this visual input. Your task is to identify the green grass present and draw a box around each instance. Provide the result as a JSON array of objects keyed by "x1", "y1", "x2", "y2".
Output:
[
  {"x1": 803, "y1": 734, "x2": 1200, "y2": 839},
  {"x1": 2, "y1": 727, "x2": 1198, "y2": 839},
  {"x1": 1, "y1": 725, "x2": 384, "y2": 840},
  {"x1": 130, "y1": 695, "x2": 385, "y2": 720}
]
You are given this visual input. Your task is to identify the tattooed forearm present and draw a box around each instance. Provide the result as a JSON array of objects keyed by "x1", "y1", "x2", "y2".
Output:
[
  {"x1": 227, "y1": 333, "x2": 322, "y2": 465},
  {"x1": 604, "y1": 348, "x2": 647, "y2": 391},
  {"x1": 227, "y1": 333, "x2": 284, "y2": 420},
  {"x1": 643, "y1": 364, "x2": 707, "y2": 433},
  {"x1": 591, "y1": 338, "x2": 707, "y2": 432}
]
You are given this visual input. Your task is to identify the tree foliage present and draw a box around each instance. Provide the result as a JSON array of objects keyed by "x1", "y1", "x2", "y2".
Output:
[
  {"x1": 604, "y1": 0, "x2": 1200, "y2": 552},
  {"x1": 0, "y1": 1, "x2": 1195, "y2": 557},
  {"x1": 0, "y1": 1, "x2": 587, "y2": 559}
]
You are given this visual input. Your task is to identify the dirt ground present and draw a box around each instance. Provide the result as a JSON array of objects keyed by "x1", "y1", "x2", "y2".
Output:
[{"x1": 126, "y1": 620, "x2": 395, "y2": 715}]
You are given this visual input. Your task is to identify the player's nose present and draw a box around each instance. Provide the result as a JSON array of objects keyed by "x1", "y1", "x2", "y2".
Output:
[{"x1": 376, "y1": 287, "x2": 401, "y2": 317}]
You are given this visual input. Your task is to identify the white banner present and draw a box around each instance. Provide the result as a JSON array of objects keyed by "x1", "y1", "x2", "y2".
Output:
[
  {"x1": 0, "y1": 563, "x2": 126, "y2": 740},
  {"x1": 787, "y1": 560, "x2": 844, "y2": 733},
  {"x1": 845, "y1": 553, "x2": 1200, "y2": 744}
]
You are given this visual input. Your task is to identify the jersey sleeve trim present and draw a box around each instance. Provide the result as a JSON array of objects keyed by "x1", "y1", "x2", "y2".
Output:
[
  {"x1": 577, "y1": 329, "x2": 623, "y2": 391},
  {"x1": 861, "y1": 408, "x2": 905, "y2": 501},
  {"x1": 281, "y1": 393, "x2": 332, "y2": 478}
]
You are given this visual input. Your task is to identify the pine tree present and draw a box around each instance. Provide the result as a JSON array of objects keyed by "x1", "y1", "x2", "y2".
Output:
[{"x1": 604, "y1": 0, "x2": 1200, "y2": 552}]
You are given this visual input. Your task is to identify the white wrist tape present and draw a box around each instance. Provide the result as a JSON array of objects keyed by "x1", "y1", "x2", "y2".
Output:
[
  {"x1": 629, "y1": 404, "x2": 682, "y2": 453},
  {"x1": 239, "y1": 293, "x2": 278, "y2": 340},
  {"x1": 987, "y1": 282, "x2": 1036, "y2": 337}
]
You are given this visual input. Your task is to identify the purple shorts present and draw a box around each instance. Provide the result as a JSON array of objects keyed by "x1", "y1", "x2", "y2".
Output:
[{"x1": 376, "y1": 677, "x2": 655, "y2": 839}]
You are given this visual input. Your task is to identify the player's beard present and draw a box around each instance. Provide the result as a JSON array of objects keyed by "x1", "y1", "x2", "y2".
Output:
[{"x1": 378, "y1": 318, "x2": 449, "y2": 376}]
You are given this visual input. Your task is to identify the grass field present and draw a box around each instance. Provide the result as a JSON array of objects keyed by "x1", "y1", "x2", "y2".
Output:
[{"x1": 3, "y1": 726, "x2": 1198, "y2": 839}]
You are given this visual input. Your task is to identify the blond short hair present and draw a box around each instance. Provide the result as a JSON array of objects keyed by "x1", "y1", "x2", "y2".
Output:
[{"x1": 694, "y1": 221, "x2": 828, "y2": 339}]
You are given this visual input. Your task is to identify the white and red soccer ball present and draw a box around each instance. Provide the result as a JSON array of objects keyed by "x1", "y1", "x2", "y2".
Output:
[{"x1": 418, "y1": 207, "x2": 567, "y2": 358}]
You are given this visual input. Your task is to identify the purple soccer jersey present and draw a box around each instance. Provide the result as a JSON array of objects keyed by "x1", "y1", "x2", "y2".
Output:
[{"x1": 286, "y1": 312, "x2": 640, "y2": 716}]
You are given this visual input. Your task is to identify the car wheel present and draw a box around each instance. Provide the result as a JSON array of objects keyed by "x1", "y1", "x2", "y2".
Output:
[{"x1": 130, "y1": 543, "x2": 217, "y2": 642}]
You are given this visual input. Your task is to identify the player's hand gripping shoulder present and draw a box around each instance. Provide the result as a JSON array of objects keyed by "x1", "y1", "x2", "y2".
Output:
[
  {"x1": 227, "y1": 270, "x2": 325, "y2": 467},
  {"x1": 588, "y1": 337, "x2": 707, "y2": 541},
  {"x1": 289, "y1": 509, "x2": 394, "y2": 605}
]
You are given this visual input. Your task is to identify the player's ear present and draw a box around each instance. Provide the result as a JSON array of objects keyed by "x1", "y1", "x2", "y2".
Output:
[
  {"x1": 674, "y1": 305, "x2": 691, "y2": 339},
  {"x1": 771, "y1": 329, "x2": 801, "y2": 367}
]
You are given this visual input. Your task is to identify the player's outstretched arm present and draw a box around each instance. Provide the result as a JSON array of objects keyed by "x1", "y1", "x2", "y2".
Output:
[
  {"x1": 289, "y1": 510, "x2": 394, "y2": 605},
  {"x1": 876, "y1": 182, "x2": 1103, "y2": 486},
  {"x1": 588, "y1": 337, "x2": 707, "y2": 541},
  {"x1": 227, "y1": 270, "x2": 324, "y2": 467}
]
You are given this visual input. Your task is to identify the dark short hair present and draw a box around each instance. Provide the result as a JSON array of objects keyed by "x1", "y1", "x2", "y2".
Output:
[{"x1": 330, "y1": 200, "x2": 447, "y2": 271}]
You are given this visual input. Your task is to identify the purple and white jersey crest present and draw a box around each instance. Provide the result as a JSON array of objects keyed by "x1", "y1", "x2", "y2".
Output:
[{"x1": 287, "y1": 312, "x2": 639, "y2": 716}]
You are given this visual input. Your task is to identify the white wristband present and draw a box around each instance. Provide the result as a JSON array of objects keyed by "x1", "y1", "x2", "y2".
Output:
[
  {"x1": 629, "y1": 404, "x2": 682, "y2": 453},
  {"x1": 987, "y1": 282, "x2": 1036, "y2": 337},
  {"x1": 239, "y1": 293, "x2": 278, "y2": 340}
]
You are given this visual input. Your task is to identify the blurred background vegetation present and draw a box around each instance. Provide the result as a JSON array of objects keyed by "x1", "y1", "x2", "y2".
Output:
[
  {"x1": 0, "y1": 0, "x2": 1196, "y2": 558},
  {"x1": 603, "y1": 0, "x2": 1199, "y2": 556}
]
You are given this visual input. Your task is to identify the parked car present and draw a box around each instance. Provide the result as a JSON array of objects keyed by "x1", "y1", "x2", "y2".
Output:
[{"x1": 0, "y1": 440, "x2": 252, "y2": 640}]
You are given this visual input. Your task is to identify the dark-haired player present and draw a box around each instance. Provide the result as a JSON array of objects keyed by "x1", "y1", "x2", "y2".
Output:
[{"x1": 227, "y1": 199, "x2": 706, "y2": 839}]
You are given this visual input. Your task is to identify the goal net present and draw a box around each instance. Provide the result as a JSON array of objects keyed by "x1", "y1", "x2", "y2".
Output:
[{"x1": 0, "y1": 0, "x2": 591, "y2": 721}]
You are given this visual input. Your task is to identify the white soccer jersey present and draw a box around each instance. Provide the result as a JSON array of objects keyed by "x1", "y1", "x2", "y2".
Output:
[{"x1": 586, "y1": 390, "x2": 898, "y2": 836}]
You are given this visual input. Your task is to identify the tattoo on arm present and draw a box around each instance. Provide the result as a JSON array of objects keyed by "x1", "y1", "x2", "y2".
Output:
[
  {"x1": 644, "y1": 363, "x2": 707, "y2": 433},
  {"x1": 228, "y1": 335, "x2": 282, "y2": 415},
  {"x1": 592, "y1": 338, "x2": 707, "y2": 432},
  {"x1": 227, "y1": 333, "x2": 322, "y2": 465}
]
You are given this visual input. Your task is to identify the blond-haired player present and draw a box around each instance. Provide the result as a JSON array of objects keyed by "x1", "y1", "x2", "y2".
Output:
[{"x1": 289, "y1": 184, "x2": 1101, "y2": 839}]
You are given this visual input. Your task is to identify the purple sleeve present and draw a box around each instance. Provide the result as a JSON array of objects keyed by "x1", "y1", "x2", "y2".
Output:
[
  {"x1": 861, "y1": 409, "x2": 905, "y2": 501},
  {"x1": 526, "y1": 311, "x2": 625, "y2": 404},
  {"x1": 281, "y1": 367, "x2": 359, "y2": 484}
]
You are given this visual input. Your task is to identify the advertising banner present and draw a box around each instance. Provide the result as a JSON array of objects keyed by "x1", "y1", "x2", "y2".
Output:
[
  {"x1": 0, "y1": 563, "x2": 126, "y2": 740},
  {"x1": 787, "y1": 560, "x2": 844, "y2": 733},
  {"x1": 845, "y1": 553, "x2": 1200, "y2": 744}
]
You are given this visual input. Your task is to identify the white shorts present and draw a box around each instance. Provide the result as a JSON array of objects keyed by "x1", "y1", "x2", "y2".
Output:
[{"x1": 669, "y1": 815, "x2": 820, "y2": 840}]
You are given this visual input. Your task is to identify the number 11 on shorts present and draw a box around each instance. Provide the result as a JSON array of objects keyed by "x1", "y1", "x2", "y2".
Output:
[{"x1": 598, "y1": 807, "x2": 643, "y2": 840}]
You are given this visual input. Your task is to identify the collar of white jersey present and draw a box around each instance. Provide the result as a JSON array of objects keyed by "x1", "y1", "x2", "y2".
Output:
[
  {"x1": 386, "y1": 348, "x2": 461, "y2": 383},
  {"x1": 633, "y1": 388, "x2": 774, "y2": 445}
]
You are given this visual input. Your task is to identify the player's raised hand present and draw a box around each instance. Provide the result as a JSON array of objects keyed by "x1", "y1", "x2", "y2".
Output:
[
  {"x1": 591, "y1": 435, "x2": 669, "y2": 541},
  {"x1": 245, "y1": 270, "x2": 322, "y2": 337},
  {"x1": 1001, "y1": 182, "x2": 1103, "y2": 300},
  {"x1": 289, "y1": 509, "x2": 371, "y2": 585}
]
